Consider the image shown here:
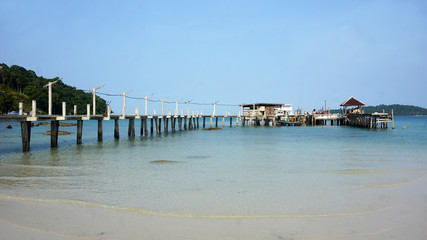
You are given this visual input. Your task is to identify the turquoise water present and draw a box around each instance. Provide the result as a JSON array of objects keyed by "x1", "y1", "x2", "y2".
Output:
[{"x1": 0, "y1": 116, "x2": 426, "y2": 217}]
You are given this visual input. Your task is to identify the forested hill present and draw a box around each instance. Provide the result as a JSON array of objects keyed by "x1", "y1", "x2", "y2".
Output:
[
  {"x1": 0, "y1": 63, "x2": 107, "y2": 115},
  {"x1": 331, "y1": 104, "x2": 427, "y2": 116}
]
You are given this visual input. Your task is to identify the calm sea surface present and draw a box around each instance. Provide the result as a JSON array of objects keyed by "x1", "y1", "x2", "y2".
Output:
[{"x1": 1, "y1": 116, "x2": 426, "y2": 217}]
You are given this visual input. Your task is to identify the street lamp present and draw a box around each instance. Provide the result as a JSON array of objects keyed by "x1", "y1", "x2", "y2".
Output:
[
  {"x1": 185, "y1": 100, "x2": 192, "y2": 116},
  {"x1": 121, "y1": 89, "x2": 133, "y2": 117},
  {"x1": 43, "y1": 77, "x2": 61, "y2": 115},
  {"x1": 175, "y1": 98, "x2": 183, "y2": 116},
  {"x1": 160, "y1": 96, "x2": 170, "y2": 115},
  {"x1": 144, "y1": 94, "x2": 153, "y2": 115},
  {"x1": 213, "y1": 101, "x2": 219, "y2": 116},
  {"x1": 90, "y1": 84, "x2": 104, "y2": 115}
]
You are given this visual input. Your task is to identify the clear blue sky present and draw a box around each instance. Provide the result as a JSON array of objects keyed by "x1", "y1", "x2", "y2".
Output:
[{"x1": 1, "y1": 0, "x2": 426, "y2": 114}]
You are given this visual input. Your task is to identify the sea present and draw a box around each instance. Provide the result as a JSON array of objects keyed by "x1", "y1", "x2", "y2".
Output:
[{"x1": 0, "y1": 116, "x2": 426, "y2": 237}]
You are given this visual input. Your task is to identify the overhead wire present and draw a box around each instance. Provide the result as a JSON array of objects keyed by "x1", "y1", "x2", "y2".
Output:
[{"x1": 92, "y1": 91, "x2": 241, "y2": 106}]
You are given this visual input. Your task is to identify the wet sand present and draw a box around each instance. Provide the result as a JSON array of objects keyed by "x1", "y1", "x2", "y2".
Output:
[{"x1": 1, "y1": 179, "x2": 426, "y2": 240}]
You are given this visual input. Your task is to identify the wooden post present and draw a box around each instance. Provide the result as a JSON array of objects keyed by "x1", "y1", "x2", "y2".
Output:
[
  {"x1": 74, "y1": 105, "x2": 77, "y2": 115},
  {"x1": 203, "y1": 117, "x2": 206, "y2": 128},
  {"x1": 114, "y1": 119, "x2": 119, "y2": 139},
  {"x1": 21, "y1": 121, "x2": 31, "y2": 152},
  {"x1": 178, "y1": 117, "x2": 182, "y2": 130},
  {"x1": 210, "y1": 117, "x2": 212, "y2": 128},
  {"x1": 222, "y1": 117, "x2": 225, "y2": 127},
  {"x1": 51, "y1": 121, "x2": 59, "y2": 148},
  {"x1": 184, "y1": 117, "x2": 187, "y2": 130},
  {"x1": 189, "y1": 117, "x2": 192, "y2": 129},
  {"x1": 150, "y1": 118, "x2": 154, "y2": 134},
  {"x1": 164, "y1": 117, "x2": 168, "y2": 133},
  {"x1": 155, "y1": 117, "x2": 160, "y2": 134},
  {"x1": 143, "y1": 118, "x2": 144, "y2": 136},
  {"x1": 98, "y1": 119, "x2": 103, "y2": 141},
  {"x1": 391, "y1": 109, "x2": 394, "y2": 129},
  {"x1": 128, "y1": 118, "x2": 135, "y2": 137},
  {"x1": 196, "y1": 117, "x2": 199, "y2": 128},
  {"x1": 144, "y1": 118, "x2": 148, "y2": 136},
  {"x1": 193, "y1": 117, "x2": 196, "y2": 128},
  {"x1": 230, "y1": 117, "x2": 232, "y2": 127},
  {"x1": 216, "y1": 117, "x2": 218, "y2": 127},
  {"x1": 77, "y1": 120, "x2": 83, "y2": 144},
  {"x1": 171, "y1": 117, "x2": 175, "y2": 132}
]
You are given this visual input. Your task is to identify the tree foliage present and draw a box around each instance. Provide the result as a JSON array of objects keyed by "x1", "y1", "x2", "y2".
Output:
[
  {"x1": 330, "y1": 104, "x2": 427, "y2": 116},
  {"x1": 0, "y1": 63, "x2": 107, "y2": 115}
]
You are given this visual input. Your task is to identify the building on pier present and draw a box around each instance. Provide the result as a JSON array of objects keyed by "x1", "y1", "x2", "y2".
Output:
[
  {"x1": 241, "y1": 103, "x2": 293, "y2": 126},
  {"x1": 340, "y1": 96, "x2": 365, "y2": 114}
]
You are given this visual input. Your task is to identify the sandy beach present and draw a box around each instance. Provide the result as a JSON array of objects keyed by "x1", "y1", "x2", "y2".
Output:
[{"x1": 1, "y1": 178, "x2": 426, "y2": 240}]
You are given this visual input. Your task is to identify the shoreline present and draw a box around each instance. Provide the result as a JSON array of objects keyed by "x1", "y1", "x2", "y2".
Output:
[{"x1": 1, "y1": 191, "x2": 426, "y2": 240}]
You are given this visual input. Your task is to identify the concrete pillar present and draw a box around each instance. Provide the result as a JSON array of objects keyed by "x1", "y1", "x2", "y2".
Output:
[
  {"x1": 19, "y1": 102, "x2": 23, "y2": 115},
  {"x1": 62, "y1": 102, "x2": 66, "y2": 117},
  {"x1": 32, "y1": 100, "x2": 36, "y2": 117}
]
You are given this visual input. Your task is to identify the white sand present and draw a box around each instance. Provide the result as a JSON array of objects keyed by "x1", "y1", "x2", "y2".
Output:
[
  {"x1": 1, "y1": 176, "x2": 426, "y2": 240},
  {"x1": 1, "y1": 190, "x2": 426, "y2": 240}
]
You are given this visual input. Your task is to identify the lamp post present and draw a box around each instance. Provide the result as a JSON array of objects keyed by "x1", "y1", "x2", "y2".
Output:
[
  {"x1": 213, "y1": 101, "x2": 219, "y2": 116},
  {"x1": 175, "y1": 98, "x2": 183, "y2": 116},
  {"x1": 90, "y1": 84, "x2": 104, "y2": 115},
  {"x1": 144, "y1": 94, "x2": 153, "y2": 116},
  {"x1": 160, "y1": 96, "x2": 170, "y2": 115},
  {"x1": 121, "y1": 89, "x2": 133, "y2": 117},
  {"x1": 43, "y1": 78, "x2": 61, "y2": 115},
  {"x1": 185, "y1": 100, "x2": 192, "y2": 116}
]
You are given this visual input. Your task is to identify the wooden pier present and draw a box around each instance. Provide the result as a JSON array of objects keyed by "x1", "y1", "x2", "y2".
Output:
[
  {"x1": 0, "y1": 97, "x2": 394, "y2": 152},
  {"x1": 0, "y1": 114, "x2": 240, "y2": 152}
]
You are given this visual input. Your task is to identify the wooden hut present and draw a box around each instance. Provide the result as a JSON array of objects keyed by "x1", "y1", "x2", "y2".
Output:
[{"x1": 340, "y1": 96, "x2": 365, "y2": 114}]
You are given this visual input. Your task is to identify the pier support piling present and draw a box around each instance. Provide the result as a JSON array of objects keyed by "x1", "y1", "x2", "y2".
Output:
[
  {"x1": 98, "y1": 119, "x2": 103, "y2": 141},
  {"x1": 77, "y1": 120, "x2": 83, "y2": 144},
  {"x1": 51, "y1": 121, "x2": 59, "y2": 148},
  {"x1": 20, "y1": 121, "x2": 31, "y2": 152},
  {"x1": 128, "y1": 118, "x2": 135, "y2": 137},
  {"x1": 143, "y1": 118, "x2": 144, "y2": 136},
  {"x1": 114, "y1": 119, "x2": 119, "y2": 139}
]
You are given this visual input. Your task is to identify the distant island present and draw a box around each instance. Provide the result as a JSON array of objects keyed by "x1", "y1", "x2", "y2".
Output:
[
  {"x1": 0, "y1": 63, "x2": 107, "y2": 115},
  {"x1": 330, "y1": 104, "x2": 427, "y2": 116}
]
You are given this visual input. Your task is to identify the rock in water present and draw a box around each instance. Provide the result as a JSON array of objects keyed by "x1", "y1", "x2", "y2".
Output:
[
  {"x1": 202, "y1": 127, "x2": 222, "y2": 131},
  {"x1": 43, "y1": 130, "x2": 71, "y2": 135}
]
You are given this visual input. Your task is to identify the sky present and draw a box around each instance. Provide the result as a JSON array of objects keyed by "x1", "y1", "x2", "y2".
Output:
[{"x1": 1, "y1": 0, "x2": 427, "y2": 115}]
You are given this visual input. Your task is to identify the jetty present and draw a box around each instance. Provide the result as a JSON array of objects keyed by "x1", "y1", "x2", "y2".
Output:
[
  {"x1": 1, "y1": 96, "x2": 394, "y2": 152},
  {"x1": 0, "y1": 100, "x2": 241, "y2": 152}
]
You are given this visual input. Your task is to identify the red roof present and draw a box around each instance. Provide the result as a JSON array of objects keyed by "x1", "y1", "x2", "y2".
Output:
[{"x1": 340, "y1": 96, "x2": 365, "y2": 106}]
